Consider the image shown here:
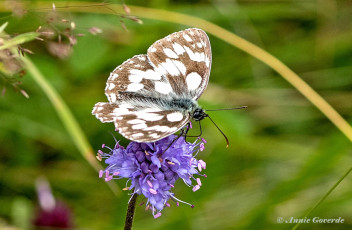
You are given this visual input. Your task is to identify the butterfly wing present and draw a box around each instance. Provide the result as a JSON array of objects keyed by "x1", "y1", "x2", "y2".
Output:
[
  {"x1": 114, "y1": 110, "x2": 190, "y2": 142},
  {"x1": 147, "y1": 28, "x2": 212, "y2": 100},
  {"x1": 92, "y1": 54, "x2": 190, "y2": 142},
  {"x1": 92, "y1": 102, "x2": 189, "y2": 142},
  {"x1": 93, "y1": 28, "x2": 212, "y2": 142},
  {"x1": 104, "y1": 54, "x2": 175, "y2": 103}
]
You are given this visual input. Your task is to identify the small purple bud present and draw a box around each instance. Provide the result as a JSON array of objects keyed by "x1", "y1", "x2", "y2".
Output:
[
  {"x1": 149, "y1": 164, "x2": 159, "y2": 173},
  {"x1": 153, "y1": 171, "x2": 165, "y2": 181},
  {"x1": 164, "y1": 170, "x2": 174, "y2": 180},
  {"x1": 135, "y1": 151, "x2": 145, "y2": 162},
  {"x1": 141, "y1": 162, "x2": 149, "y2": 174}
]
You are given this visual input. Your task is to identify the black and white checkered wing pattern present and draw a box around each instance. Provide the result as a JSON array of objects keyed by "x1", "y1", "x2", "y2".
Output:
[
  {"x1": 114, "y1": 110, "x2": 190, "y2": 142},
  {"x1": 92, "y1": 103, "x2": 190, "y2": 142},
  {"x1": 104, "y1": 54, "x2": 170, "y2": 103},
  {"x1": 92, "y1": 28, "x2": 212, "y2": 142},
  {"x1": 147, "y1": 28, "x2": 212, "y2": 100}
]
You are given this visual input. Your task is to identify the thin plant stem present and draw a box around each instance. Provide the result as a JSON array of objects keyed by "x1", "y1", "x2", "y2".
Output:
[
  {"x1": 292, "y1": 167, "x2": 352, "y2": 230},
  {"x1": 19, "y1": 55, "x2": 119, "y2": 196},
  {"x1": 124, "y1": 193, "x2": 138, "y2": 230}
]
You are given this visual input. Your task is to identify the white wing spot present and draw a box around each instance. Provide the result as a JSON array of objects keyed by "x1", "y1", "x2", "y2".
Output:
[
  {"x1": 173, "y1": 43, "x2": 185, "y2": 55},
  {"x1": 109, "y1": 73, "x2": 118, "y2": 80},
  {"x1": 127, "y1": 119, "x2": 145, "y2": 124},
  {"x1": 169, "y1": 127, "x2": 178, "y2": 132},
  {"x1": 205, "y1": 56, "x2": 210, "y2": 67},
  {"x1": 127, "y1": 83, "x2": 144, "y2": 92},
  {"x1": 113, "y1": 107, "x2": 130, "y2": 116},
  {"x1": 163, "y1": 48, "x2": 179, "y2": 59},
  {"x1": 137, "y1": 112, "x2": 164, "y2": 121},
  {"x1": 132, "y1": 123, "x2": 148, "y2": 130},
  {"x1": 189, "y1": 30, "x2": 195, "y2": 36},
  {"x1": 150, "y1": 47, "x2": 157, "y2": 52},
  {"x1": 159, "y1": 59, "x2": 180, "y2": 76},
  {"x1": 109, "y1": 93, "x2": 117, "y2": 102},
  {"x1": 138, "y1": 56, "x2": 146, "y2": 61},
  {"x1": 186, "y1": 72, "x2": 202, "y2": 90},
  {"x1": 197, "y1": 42, "x2": 203, "y2": 48},
  {"x1": 183, "y1": 34, "x2": 192, "y2": 42},
  {"x1": 149, "y1": 133, "x2": 160, "y2": 139},
  {"x1": 108, "y1": 83, "x2": 115, "y2": 90},
  {"x1": 129, "y1": 69, "x2": 161, "y2": 80},
  {"x1": 167, "y1": 112, "x2": 184, "y2": 122},
  {"x1": 171, "y1": 60, "x2": 186, "y2": 75},
  {"x1": 145, "y1": 125, "x2": 170, "y2": 132},
  {"x1": 155, "y1": 81, "x2": 173, "y2": 94},
  {"x1": 184, "y1": 46, "x2": 205, "y2": 62},
  {"x1": 132, "y1": 133, "x2": 144, "y2": 138}
]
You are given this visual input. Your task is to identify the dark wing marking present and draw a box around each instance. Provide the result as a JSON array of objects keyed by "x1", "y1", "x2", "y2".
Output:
[
  {"x1": 104, "y1": 54, "x2": 176, "y2": 104},
  {"x1": 92, "y1": 102, "x2": 135, "y2": 123},
  {"x1": 147, "y1": 28, "x2": 212, "y2": 100},
  {"x1": 114, "y1": 110, "x2": 190, "y2": 142}
]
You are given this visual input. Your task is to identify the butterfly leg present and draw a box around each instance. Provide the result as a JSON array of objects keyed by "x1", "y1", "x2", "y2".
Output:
[
  {"x1": 184, "y1": 121, "x2": 203, "y2": 139},
  {"x1": 162, "y1": 123, "x2": 191, "y2": 154}
]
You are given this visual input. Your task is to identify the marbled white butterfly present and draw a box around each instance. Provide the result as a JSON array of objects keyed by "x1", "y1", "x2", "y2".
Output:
[{"x1": 92, "y1": 28, "x2": 211, "y2": 142}]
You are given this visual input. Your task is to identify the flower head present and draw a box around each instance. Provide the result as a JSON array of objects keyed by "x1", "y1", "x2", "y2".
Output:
[{"x1": 98, "y1": 135, "x2": 207, "y2": 218}]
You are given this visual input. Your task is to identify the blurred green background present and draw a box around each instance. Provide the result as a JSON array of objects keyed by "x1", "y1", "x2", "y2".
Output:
[{"x1": 0, "y1": 0, "x2": 351, "y2": 229}]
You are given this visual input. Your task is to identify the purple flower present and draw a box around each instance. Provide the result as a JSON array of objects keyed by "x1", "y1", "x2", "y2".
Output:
[
  {"x1": 33, "y1": 178, "x2": 73, "y2": 228},
  {"x1": 98, "y1": 135, "x2": 207, "y2": 218}
]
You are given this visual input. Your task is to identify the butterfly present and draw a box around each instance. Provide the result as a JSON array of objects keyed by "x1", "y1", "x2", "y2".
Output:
[{"x1": 92, "y1": 28, "x2": 212, "y2": 142}]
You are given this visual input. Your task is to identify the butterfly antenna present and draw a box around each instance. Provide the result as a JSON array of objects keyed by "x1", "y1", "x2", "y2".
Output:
[
  {"x1": 206, "y1": 106, "x2": 248, "y2": 111},
  {"x1": 206, "y1": 114, "x2": 229, "y2": 148}
]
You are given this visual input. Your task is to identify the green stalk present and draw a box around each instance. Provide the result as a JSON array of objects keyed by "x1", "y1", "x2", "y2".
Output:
[
  {"x1": 292, "y1": 167, "x2": 352, "y2": 230},
  {"x1": 0, "y1": 32, "x2": 39, "y2": 51},
  {"x1": 19, "y1": 55, "x2": 119, "y2": 196}
]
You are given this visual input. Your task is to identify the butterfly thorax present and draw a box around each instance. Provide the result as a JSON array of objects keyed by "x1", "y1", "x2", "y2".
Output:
[{"x1": 165, "y1": 98, "x2": 207, "y2": 121}]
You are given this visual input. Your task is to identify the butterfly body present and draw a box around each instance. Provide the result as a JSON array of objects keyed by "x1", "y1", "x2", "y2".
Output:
[{"x1": 93, "y1": 28, "x2": 212, "y2": 142}]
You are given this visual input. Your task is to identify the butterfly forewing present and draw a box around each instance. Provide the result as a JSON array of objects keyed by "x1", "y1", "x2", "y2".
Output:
[
  {"x1": 104, "y1": 54, "x2": 171, "y2": 103},
  {"x1": 92, "y1": 28, "x2": 212, "y2": 142},
  {"x1": 147, "y1": 28, "x2": 212, "y2": 100}
]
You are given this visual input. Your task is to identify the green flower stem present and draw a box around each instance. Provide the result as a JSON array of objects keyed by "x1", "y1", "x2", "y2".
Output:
[
  {"x1": 292, "y1": 167, "x2": 352, "y2": 230},
  {"x1": 20, "y1": 55, "x2": 119, "y2": 196},
  {"x1": 124, "y1": 193, "x2": 138, "y2": 230}
]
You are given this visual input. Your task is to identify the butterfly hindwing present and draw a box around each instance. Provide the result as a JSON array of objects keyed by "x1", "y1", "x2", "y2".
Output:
[
  {"x1": 114, "y1": 109, "x2": 190, "y2": 142},
  {"x1": 147, "y1": 28, "x2": 212, "y2": 100}
]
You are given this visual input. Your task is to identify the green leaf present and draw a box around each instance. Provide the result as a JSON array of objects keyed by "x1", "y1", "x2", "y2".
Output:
[
  {"x1": 0, "y1": 32, "x2": 39, "y2": 51},
  {"x1": 0, "y1": 21, "x2": 8, "y2": 34}
]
